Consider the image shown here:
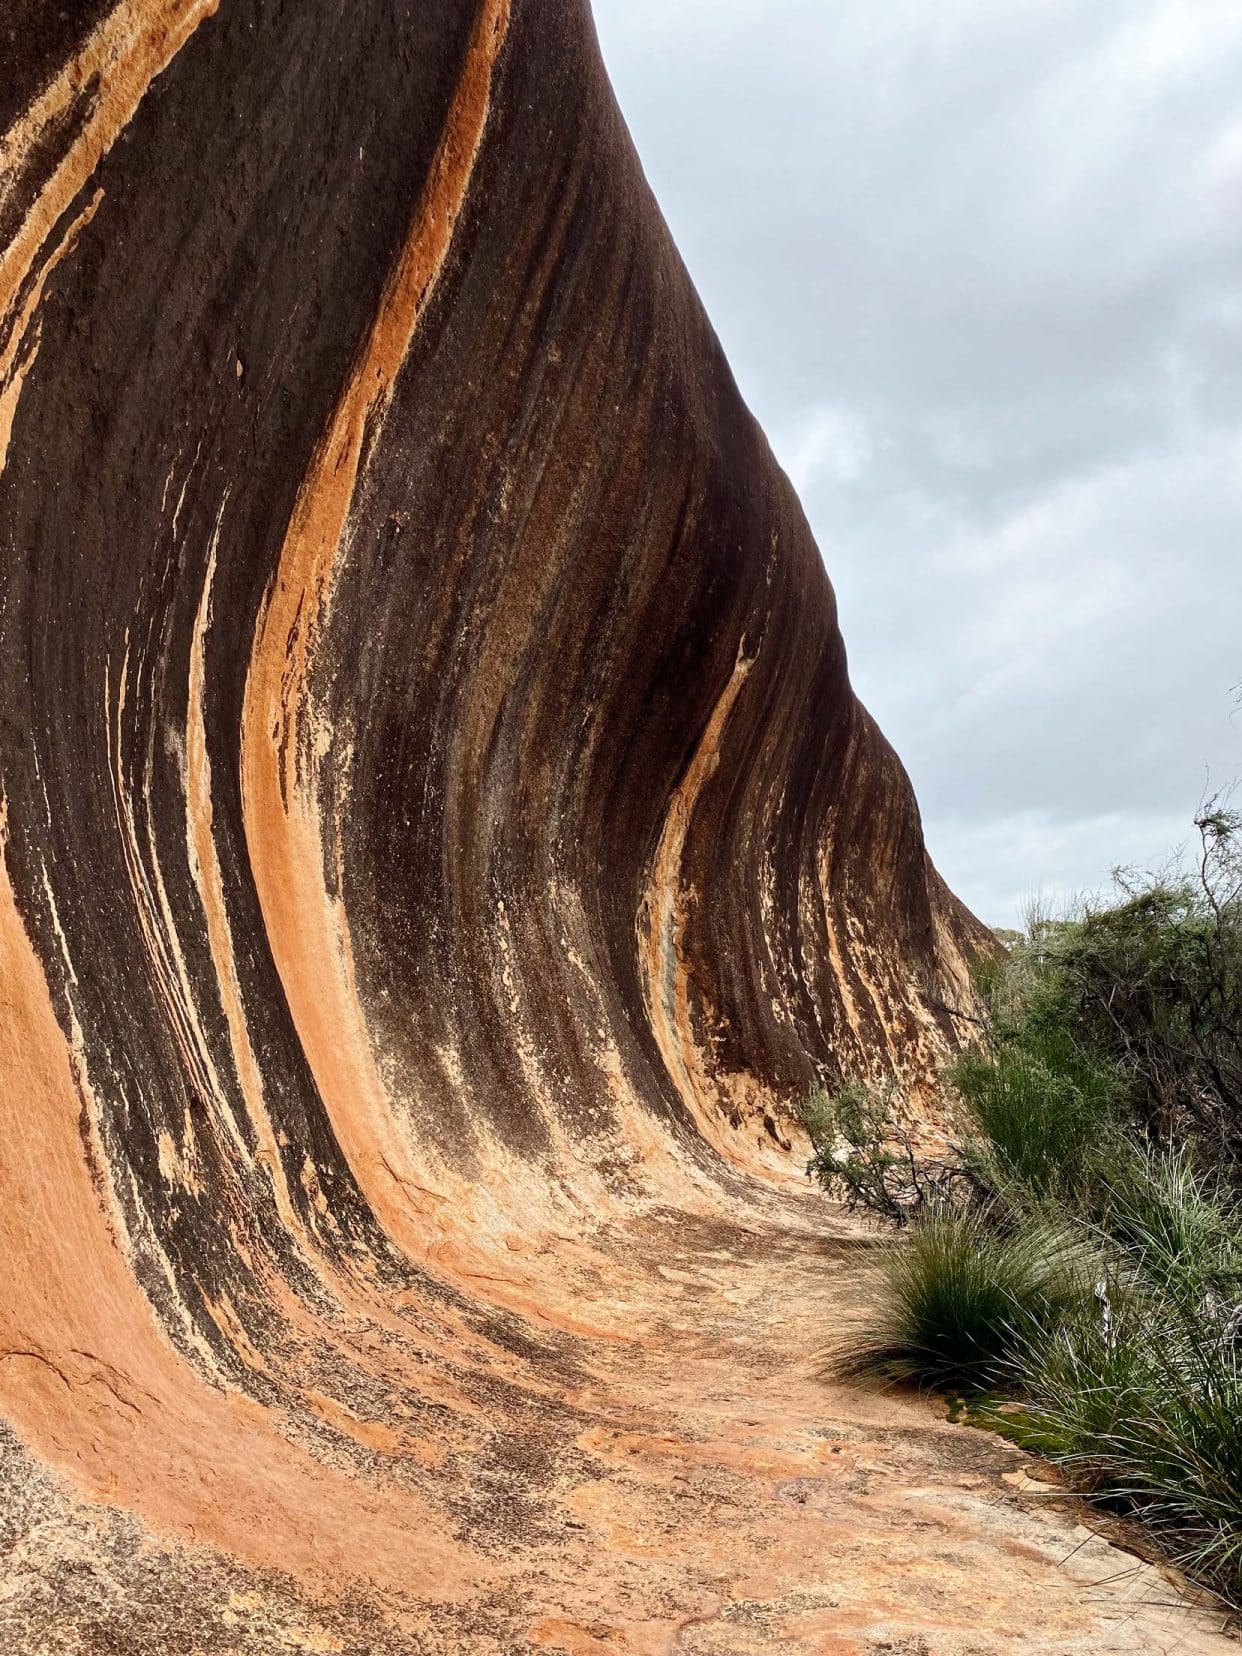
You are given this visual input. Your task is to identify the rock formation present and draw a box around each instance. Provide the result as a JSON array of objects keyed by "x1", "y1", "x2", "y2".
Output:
[{"x1": 7, "y1": 4, "x2": 1220, "y2": 1652}]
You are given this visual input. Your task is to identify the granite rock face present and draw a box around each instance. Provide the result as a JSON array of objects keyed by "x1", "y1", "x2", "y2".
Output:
[{"x1": 0, "y1": 3, "x2": 1021, "y2": 1648}]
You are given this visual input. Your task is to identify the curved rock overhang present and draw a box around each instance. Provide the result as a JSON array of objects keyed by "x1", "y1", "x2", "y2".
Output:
[{"x1": 0, "y1": 0, "x2": 996, "y2": 1642}]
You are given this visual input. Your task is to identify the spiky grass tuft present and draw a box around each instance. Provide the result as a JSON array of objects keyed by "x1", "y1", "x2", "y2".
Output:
[{"x1": 844, "y1": 1208, "x2": 1090, "y2": 1392}]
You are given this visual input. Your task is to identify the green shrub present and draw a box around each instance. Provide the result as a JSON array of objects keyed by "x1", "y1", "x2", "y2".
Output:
[
  {"x1": 798, "y1": 1080, "x2": 908, "y2": 1222},
  {"x1": 798, "y1": 1080, "x2": 981, "y2": 1224},
  {"x1": 1010, "y1": 1295, "x2": 1242, "y2": 1604},
  {"x1": 999, "y1": 1284, "x2": 1153, "y2": 1460},
  {"x1": 821, "y1": 801, "x2": 1242, "y2": 1606},
  {"x1": 1098, "y1": 1147, "x2": 1242, "y2": 1308},
  {"x1": 844, "y1": 1209, "x2": 1090, "y2": 1392},
  {"x1": 796, "y1": 1084, "x2": 839, "y2": 1156},
  {"x1": 948, "y1": 1024, "x2": 1122, "y2": 1206},
  {"x1": 1041, "y1": 809, "x2": 1241, "y2": 1162}
]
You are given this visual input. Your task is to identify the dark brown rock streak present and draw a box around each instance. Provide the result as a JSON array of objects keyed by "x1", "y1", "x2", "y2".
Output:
[{"x1": 0, "y1": 2, "x2": 1021, "y2": 1649}]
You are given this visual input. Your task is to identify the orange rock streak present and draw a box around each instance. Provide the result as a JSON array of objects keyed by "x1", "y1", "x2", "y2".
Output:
[{"x1": 240, "y1": 0, "x2": 511, "y2": 1264}]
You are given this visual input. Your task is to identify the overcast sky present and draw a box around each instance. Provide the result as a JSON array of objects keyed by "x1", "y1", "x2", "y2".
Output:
[{"x1": 591, "y1": 0, "x2": 1242, "y2": 927}]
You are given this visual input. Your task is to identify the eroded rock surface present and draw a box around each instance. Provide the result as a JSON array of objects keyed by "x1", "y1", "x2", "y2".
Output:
[{"x1": 0, "y1": 2, "x2": 1227, "y2": 1650}]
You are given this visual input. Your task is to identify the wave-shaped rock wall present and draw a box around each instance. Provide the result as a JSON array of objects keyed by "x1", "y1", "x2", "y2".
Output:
[{"x1": 0, "y1": 0, "x2": 994, "y2": 1646}]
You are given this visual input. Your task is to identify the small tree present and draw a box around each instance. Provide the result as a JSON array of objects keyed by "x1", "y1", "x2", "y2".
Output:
[
  {"x1": 797, "y1": 1080, "x2": 983, "y2": 1224},
  {"x1": 1054, "y1": 801, "x2": 1242, "y2": 1164}
]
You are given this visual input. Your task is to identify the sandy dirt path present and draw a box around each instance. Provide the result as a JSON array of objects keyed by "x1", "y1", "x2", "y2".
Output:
[
  {"x1": 2, "y1": 1185, "x2": 1236, "y2": 1654},
  {"x1": 491, "y1": 1191, "x2": 1237, "y2": 1656}
]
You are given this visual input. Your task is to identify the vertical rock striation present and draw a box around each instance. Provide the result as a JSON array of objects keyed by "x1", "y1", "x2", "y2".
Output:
[{"x1": 0, "y1": 1, "x2": 1005, "y2": 1647}]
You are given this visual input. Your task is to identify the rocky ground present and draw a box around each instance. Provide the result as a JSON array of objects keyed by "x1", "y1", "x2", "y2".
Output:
[{"x1": 2, "y1": 1187, "x2": 1234, "y2": 1654}]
